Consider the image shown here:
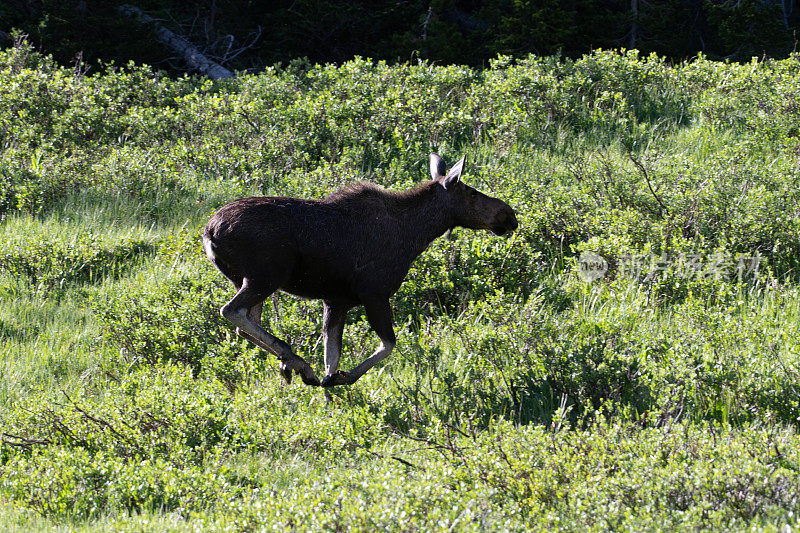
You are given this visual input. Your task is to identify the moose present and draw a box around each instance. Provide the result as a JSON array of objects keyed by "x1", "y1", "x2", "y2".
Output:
[{"x1": 203, "y1": 153, "x2": 518, "y2": 387}]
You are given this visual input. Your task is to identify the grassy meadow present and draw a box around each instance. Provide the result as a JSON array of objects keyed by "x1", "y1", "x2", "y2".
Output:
[{"x1": 1, "y1": 42, "x2": 800, "y2": 530}]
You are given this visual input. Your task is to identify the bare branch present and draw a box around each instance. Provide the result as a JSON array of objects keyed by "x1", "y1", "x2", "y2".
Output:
[
  {"x1": 2, "y1": 432, "x2": 52, "y2": 448},
  {"x1": 222, "y1": 26, "x2": 262, "y2": 63},
  {"x1": 625, "y1": 148, "x2": 668, "y2": 216},
  {"x1": 421, "y1": 7, "x2": 432, "y2": 41}
]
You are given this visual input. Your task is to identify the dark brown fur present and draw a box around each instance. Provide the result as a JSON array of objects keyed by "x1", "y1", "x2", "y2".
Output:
[{"x1": 203, "y1": 154, "x2": 518, "y2": 387}]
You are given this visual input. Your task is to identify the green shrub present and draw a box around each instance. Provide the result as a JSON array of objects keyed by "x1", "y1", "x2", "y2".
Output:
[
  {"x1": 3, "y1": 45, "x2": 800, "y2": 530},
  {"x1": 0, "y1": 233, "x2": 155, "y2": 296}
]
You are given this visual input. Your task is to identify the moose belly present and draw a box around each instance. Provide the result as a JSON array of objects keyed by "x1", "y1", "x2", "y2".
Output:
[
  {"x1": 281, "y1": 253, "x2": 409, "y2": 303},
  {"x1": 281, "y1": 260, "x2": 360, "y2": 302}
]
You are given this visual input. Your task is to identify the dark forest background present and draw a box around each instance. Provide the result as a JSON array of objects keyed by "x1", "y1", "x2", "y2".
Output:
[{"x1": 1, "y1": 0, "x2": 799, "y2": 73}]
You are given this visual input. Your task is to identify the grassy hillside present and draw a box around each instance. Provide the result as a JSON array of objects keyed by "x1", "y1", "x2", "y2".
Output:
[{"x1": 1, "y1": 42, "x2": 800, "y2": 530}]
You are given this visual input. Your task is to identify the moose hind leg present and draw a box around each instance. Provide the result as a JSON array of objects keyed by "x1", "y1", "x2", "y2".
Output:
[
  {"x1": 221, "y1": 282, "x2": 320, "y2": 386},
  {"x1": 322, "y1": 298, "x2": 395, "y2": 388},
  {"x1": 235, "y1": 301, "x2": 298, "y2": 380},
  {"x1": 231, "y1": 301, "x2": 262, "y2": 342}
]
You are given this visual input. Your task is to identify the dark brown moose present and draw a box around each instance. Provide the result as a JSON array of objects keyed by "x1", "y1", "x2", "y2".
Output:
[{"x1": 203, "y1": 153, "x2": 518, "y2": 387}]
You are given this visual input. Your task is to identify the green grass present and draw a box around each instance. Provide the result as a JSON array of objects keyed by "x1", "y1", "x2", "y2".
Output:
[{"x1": 1, "y1": 43, "x2": 800, "y2": 530}]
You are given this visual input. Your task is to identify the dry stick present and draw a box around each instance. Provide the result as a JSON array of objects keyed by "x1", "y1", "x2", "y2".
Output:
[
  {"x1": 45, "y1": 408, "x2": 82, "y2": 444},
  {"x1": 118, "y1": 4, "x2": 234, "y2": 79},
  {"x1": 61, "y1": 391, "x2": 141, "y2": 453},
  {"x1": 387, "y1": 425, "x2": 456, "y2": 458},
  {"x1": 391, "y1": 455, "x2": 420, "y2": 469},
  {"x1": 358, "y1": 445, "x2": 423, "y2": 470},
  {"x1": 421, "y1": 7, "x2": 433, "y2": 41},
  {"x1": 1, "y1": 432, "x2": 51, "y2": 447},
  {"x1": 626, "y1": 148, "x2": 668, "y2": 216},
  {"x1": 223, "y1": 26, "x2": 262, "y2": 63},
  {"x1": 442, "y1": 422, "x2": 470, "y2": 439}
]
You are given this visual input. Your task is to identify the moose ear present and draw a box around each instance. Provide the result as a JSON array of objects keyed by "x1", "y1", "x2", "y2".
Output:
[
  {"x1": 430, "y1": 153, "x2": 447, "y2": 179},
  {"x1": 442, "y1": 155, "x2": 466, "y2": 189}
]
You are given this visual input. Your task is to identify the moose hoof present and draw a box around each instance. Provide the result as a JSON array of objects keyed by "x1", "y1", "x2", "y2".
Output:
[
  {"x1": 321, "y1": 371, "x2": 355, "y2": 388},
  {"x1": 279, "y1": 360, "x2": 320, "y2": 386}
]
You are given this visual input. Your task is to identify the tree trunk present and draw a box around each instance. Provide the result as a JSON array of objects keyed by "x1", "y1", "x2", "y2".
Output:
[
  {"x1": 780, "y1": 0, "x2": 791, "y2": 30},
  {"x1": 118, "y1": 4, "x2": 234, "y2": 79}
]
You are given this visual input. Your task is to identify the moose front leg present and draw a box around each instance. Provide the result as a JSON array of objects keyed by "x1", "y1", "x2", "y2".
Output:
[
  {"x1": 322, "y1": 298, "x2": 395, "y2": 388},
  {"x1": 321, "y1": 301, "x2": 348, "y2": 378}
]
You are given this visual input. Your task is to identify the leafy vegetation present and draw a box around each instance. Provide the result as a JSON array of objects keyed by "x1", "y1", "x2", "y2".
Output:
[{"x1": 1, "y1": 41, "x2": 800, "y2": 530}]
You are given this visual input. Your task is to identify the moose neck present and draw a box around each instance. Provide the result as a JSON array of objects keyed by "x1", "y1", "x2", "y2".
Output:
[{"x1": 396, "y1": 181, "x2": 454, "y2": 257}]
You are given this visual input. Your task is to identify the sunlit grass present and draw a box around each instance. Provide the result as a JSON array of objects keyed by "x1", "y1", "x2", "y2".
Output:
[{"x1": 2, "y1": 47, "x2": 800, "y2": 530}]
